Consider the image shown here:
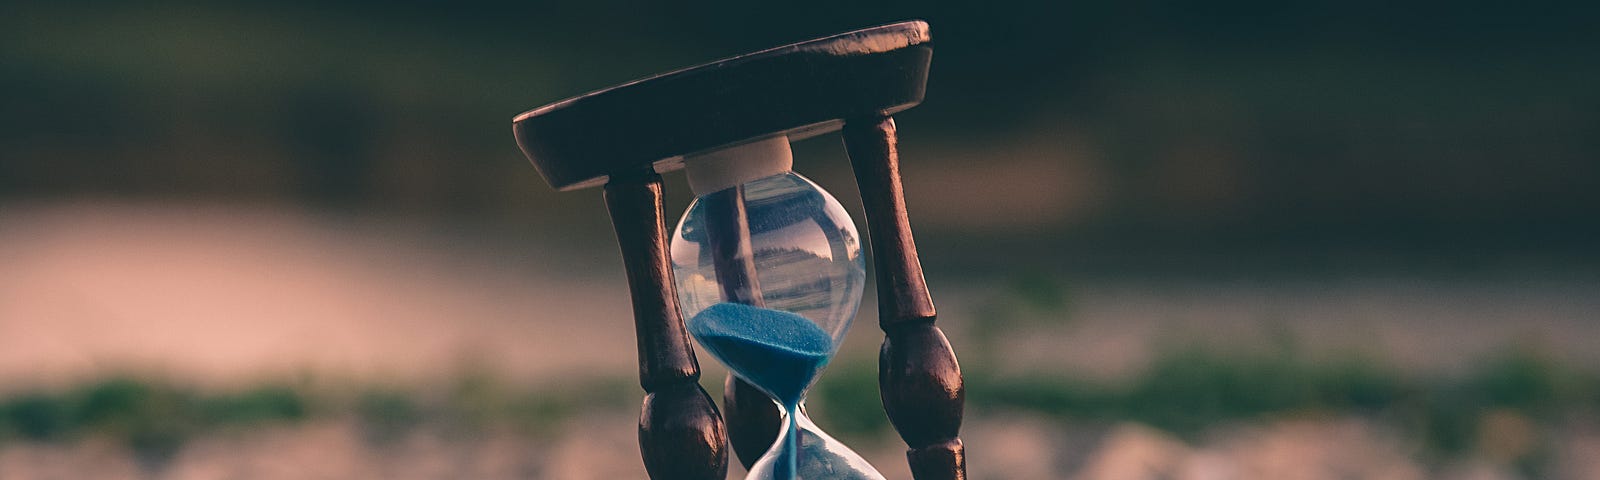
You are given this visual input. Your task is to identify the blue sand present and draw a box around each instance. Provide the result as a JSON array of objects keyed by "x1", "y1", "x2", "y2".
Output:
[
  {"x1": 687, "y1": 303, "x2": 834, "y2": 407},
  {"x1": 687, "y1": 302, "x2": 835, "y2": 480}
]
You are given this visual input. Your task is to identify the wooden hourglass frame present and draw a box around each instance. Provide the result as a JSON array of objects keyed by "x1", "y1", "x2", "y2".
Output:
[{"x1": 512, "y1": 21, "x2": 965, "y2": 480}]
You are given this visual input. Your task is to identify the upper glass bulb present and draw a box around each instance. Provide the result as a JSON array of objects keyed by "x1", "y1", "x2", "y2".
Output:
[
  {"x1": 669, "y1": 138, "x2": 866, "y2": 401},
  {"x1": 671, "y1": 171, "x2": 865, "y2": 363},
  {"x1": 669, "y1": 136, "x2": 879, "y2": 480}
]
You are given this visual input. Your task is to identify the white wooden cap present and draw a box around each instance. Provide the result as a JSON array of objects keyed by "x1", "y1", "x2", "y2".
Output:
[{"x1": 682, "y1": 135, "x2": 794, "y2": 196}]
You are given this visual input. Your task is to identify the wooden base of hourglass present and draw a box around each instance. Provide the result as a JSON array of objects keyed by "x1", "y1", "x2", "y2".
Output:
[
  {"x1": 844, "y1": 116, "x2": 966, "y2": 480},
  {"x1": 604, "y1": 170, "x2": 729, "y2": 479}
]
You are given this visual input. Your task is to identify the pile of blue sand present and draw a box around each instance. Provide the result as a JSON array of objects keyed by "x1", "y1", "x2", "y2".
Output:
[
  {"x1": 687, "y1": 302, "x2": 834, "y2": 407},
  {"x1": 688, "y1": 302, "x2": 836, "y2": 480}
]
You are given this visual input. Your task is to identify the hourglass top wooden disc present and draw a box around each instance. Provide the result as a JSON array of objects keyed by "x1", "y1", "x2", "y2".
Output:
[{"x1": 513, "y1": 21, "x2": 932, "y2": 191}]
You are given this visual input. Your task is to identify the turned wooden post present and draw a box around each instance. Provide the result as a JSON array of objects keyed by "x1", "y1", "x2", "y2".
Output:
[
  {"x1": 701, "y1": 186, "x2": 786, "y2": 469},
  {"x1": 844, "y1": 116, "x2": 966, "y2": 480},
  {"x1": 604, "y1": 170, "x2": 729, "y2": 480},
  {"x1": 723, "y1": 371, "x2": 782, "y2": 468}
]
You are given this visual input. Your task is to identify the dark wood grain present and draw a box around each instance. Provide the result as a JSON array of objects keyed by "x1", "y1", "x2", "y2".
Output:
[
  {"x1": 723, "y1": 373, "x2": 782, "y2": 469},
  {"x1": 701, "y1": 185, "x2": 785, "y2": 469},
  {"x1": 514, "y1": 21, "x2": 931, "y2": 191},
  {"x1": 603, "y1": 170, "x2": 728, "y2": 480},
  {"x1": 843, "y1": 116, "x2": 967, "y2": 480},
  {"x1": 702, "y1": 186, "x2": 767, "y2": 308}
]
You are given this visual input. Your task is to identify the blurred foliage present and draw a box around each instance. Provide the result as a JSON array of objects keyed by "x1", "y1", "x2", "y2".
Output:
[
  {"x1": 0, "y1": 347, "x2": 1593, "y2": 473},
  {"x1": 966, "y1": 270, "x2": 1076, "y2": 354},
  {"x1": 809, "y1": 361, "x2": 890, "y2": 440},
  {"x1": 354, "y1": 389, "x2": 421, "y2": 447},
  {"x1": 201, "y1": 385, "x2": 308, "y2": 426},
  {"x1": 805, "y1": 332, "x2": 1597, "y2": 475},
  {"x1": 0, "y1": 374, "x2": 629, "y2": 448},
  {"x1": 968, "y1": 344, "x2": 1596, "y2": 471},
  {"x1": 3, "y1": 394, "x2": 71, "y2": 442},
  {"x1": 0, "y1": 378, "x2": 309, "y2": 444}
]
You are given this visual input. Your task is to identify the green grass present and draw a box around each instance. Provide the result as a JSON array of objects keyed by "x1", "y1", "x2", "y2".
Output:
[
  {"x1": 809, "y1": 340, "x2": 1597, "y2": 475},
  {"x1": 956, "y1": 344, "x2": 1597, "y2": 475},
  {"x1": 0, "y1": 373, "x2": 633, "y2": 471},
  {"x1": 1, "y1": 347, "x2": 1595, "y2": 473}
]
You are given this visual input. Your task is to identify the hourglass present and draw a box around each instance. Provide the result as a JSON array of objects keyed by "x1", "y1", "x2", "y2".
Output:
[
  {"x1": 512, "y1": 21, "x2": 966, "y2": 480},
  {"x1": 672, "y1": 136, "x2": 877, "y2": 479}
]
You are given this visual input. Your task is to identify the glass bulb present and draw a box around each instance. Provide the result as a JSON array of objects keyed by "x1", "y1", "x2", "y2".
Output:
[
  {"x1": 671, "y1": 171, "x2": 865, "y2": 349},
  {"x1": 747, "y1": 411, "x2": 883, "y2": 480},
  {"x1": 670, "y1": 169, "x2": 880, "y2": 480}
]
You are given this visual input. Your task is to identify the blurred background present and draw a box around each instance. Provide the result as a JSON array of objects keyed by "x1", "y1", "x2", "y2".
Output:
[{"x1": 3, "y1": 1, "x2": 1599, "y2": 478}]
